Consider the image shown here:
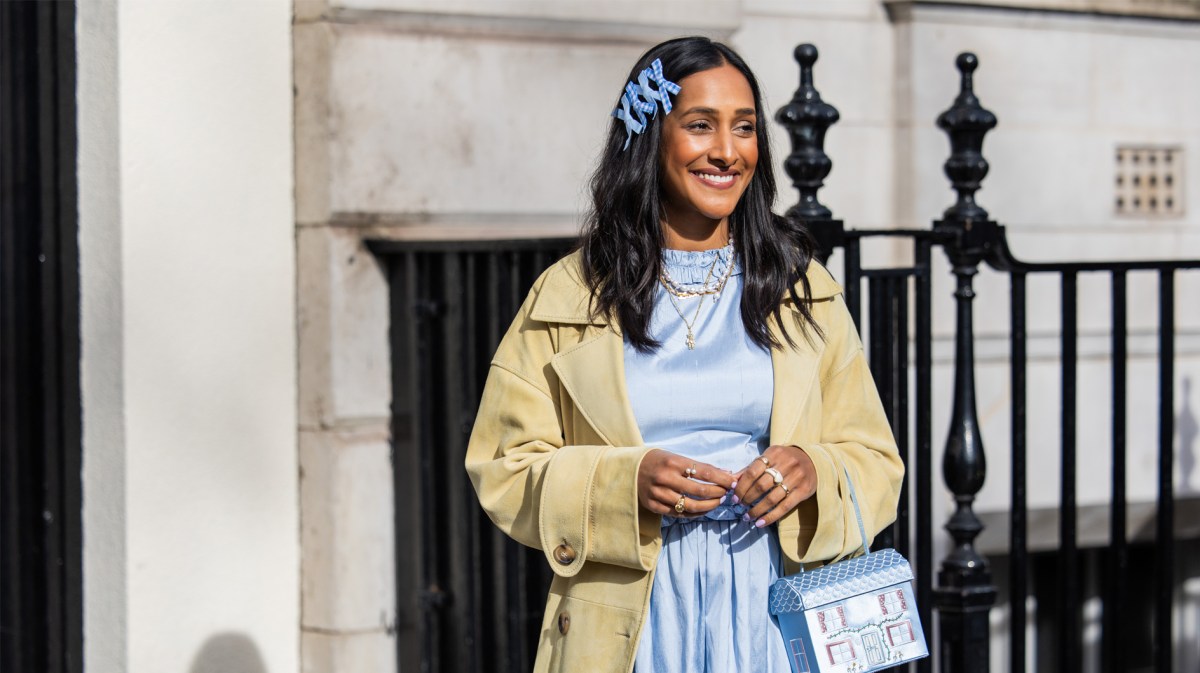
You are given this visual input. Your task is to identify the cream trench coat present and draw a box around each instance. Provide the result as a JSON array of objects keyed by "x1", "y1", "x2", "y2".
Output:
[{"x1": 465, "y1": 251, "x2": 903, "y2": 673}]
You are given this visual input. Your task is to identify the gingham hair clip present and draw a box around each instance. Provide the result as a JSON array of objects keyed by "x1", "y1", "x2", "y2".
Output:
[{"x1": 612, "y1": 58, "x2": 681, "y2": 150}]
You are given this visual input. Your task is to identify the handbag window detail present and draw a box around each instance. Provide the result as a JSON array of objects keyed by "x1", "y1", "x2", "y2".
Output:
[{"x1": 769, "y1": 468, "x2": 929, "y2": 673}]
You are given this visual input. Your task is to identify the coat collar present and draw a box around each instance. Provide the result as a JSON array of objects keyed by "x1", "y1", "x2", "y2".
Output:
[
  {"x1": 534, "y1": 252, "x2": 841, "y2": 448},
  {"x1": 529, "y1": 252, "x2": 843, "y2": 325}
]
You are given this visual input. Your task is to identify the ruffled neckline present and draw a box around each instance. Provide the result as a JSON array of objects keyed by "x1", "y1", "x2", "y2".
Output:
[{"x1": 660, "y1": 244, "x2": 740, "y2": 286}]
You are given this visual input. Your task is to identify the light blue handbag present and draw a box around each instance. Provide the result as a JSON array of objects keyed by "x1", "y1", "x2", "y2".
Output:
[{"x1": 769, "y1": 470, "x2": 928, "y2": 673}]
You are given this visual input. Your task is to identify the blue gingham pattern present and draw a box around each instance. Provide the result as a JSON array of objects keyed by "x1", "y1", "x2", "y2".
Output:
[
  {"x1": 768, "y1": 548, "x2": 914, "y2": 614},
  {"x1": 638, "y1": 58, "x2": 682, "y2": 115},
  {"x1": 612, "y1": 58, "x2": 681, "y2": 150}
]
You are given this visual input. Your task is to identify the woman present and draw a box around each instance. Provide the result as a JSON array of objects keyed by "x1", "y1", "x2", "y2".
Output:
[{"x1": 466, "y1": 37, "x2": 902, "y2": 673}]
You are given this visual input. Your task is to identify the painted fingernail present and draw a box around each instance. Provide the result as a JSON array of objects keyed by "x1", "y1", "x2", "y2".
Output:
[
  {"x1": 755, "y1": 519, "x2": 766, "y2": 528},
  {"x1": 730, "y1": 480, "x2": 738, "y2": 489},
  {"x1": 742, "y1": 513, "x2": 751, "y2": 522},
  {"x1": 732, "y1": 495, "x2": 740, "y2": 504}
]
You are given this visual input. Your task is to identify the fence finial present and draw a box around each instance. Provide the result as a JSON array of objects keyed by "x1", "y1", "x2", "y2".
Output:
[
  {"x1": 937, "y1": 52, "x2": 997, "y2": 224},
  {"x1": 776, "y1": 44, "x2": 839, "y2": 221}
]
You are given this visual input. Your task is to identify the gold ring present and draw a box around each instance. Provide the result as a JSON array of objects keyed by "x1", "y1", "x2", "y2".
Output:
[
  {"x1": 765, "y1": 467, "x2": 784, "y2": 486},
  {"x1": 779, "y1": 482, "x2": 791, "y2": 495},
  {"x1": 674, "y1": 495, "x2": 687, "y2": 514},
  {"x1": 757, "y1": 456, "x2": 770, "y2": 467}
]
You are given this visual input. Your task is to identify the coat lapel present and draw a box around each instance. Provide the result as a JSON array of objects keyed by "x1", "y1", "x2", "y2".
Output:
[
  {"x1": 551, "y1": 328, "x2": 645, "y2": 448},
  {"x1": 529, "y1": 256, "x2": 645, "y2": 448}
]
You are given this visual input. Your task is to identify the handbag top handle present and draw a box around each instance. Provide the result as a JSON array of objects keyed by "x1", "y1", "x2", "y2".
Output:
[{"x1": 843, "y1": 466, "x2": 871, "y2": 558}]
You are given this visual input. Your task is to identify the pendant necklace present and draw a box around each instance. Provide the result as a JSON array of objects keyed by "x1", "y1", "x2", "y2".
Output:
[
  {"x1": 661, "y1": 247, "x2": 728, "y2": 350},
  {"x1": 665, "y1": 290, "x2": 707, "y2": 350}
]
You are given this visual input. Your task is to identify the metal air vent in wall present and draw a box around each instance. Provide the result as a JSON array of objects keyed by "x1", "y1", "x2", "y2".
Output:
[{"x1": 1115, "y1": 145, "x2": 1183, "y2": 217}]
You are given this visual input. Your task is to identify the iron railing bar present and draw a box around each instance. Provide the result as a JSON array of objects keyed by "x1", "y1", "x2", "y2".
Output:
[
  {"x1": 461, "y1": 253, "x2": 495, "y2": 671},
  {"x1": 1009, "y1": 271, "x2": 1028, "y2": 673},
  {"x1": 860, "y1": 268, "x2": 924, "y2": 279},
  {"x1": 871, "y1": 276, "x2": 897, "y2": 549},
  {"x1": 986, "y1": 233, "x2": 1200, "y2": 274},
  {"x1": 484, "y1": 254, "x2": 503, "y2": 346},
  {"x1": 1104, "y1": 270, "x2": 1128, "y2": 673},
  {"x1": 987, "y1": 238, "x2": 1200, "y2": 274},
  {"x1": 509, "y1": 251, "x2": 522, "y2": 314},
  {"x1": 1017, "y1": 260, "x2": 1200, "y2": 272},
  {"x1": 914, "y1": 239, "x2": 933, "y2": 673},
  {"x1": 844, "y1": 228, "x2": 938, "y2": 239},
  {"x1": 1059, "y1": 271, "x2": 1081, "y2": 673},
  {"x1": 392, "y1": 252, "x2": 425, "y2": 667},
  {"x1": 367, "y1": 237, "x2": 578, "y2": 255},
  {"x1": 869, "y1": 278, "x2": 890, "y2": 418},
  {"x1": 894, "y1": 275, "x2": 912, "y2": 558},
  {"x1": 480, "y1": 252, "x2": 516, "y2": 673},
  {"x1": 414, "y1": 256, "x2": 442, "y2": 671},
  {"x1": 509, "y1": 531, "x2": 529, "y2": 670},
  {"x1": 437, "y1": 254, "x2": 473, "y2": 671},
  {"x1": 844, "y1": 237, "x2": 863, "y2": 328},
  {"x1": 532, "y1": 249, "x2": 548, "y2": 276},
  {"x1": 1154, "y1": 270, "x2": 1175, "y2": 673}
]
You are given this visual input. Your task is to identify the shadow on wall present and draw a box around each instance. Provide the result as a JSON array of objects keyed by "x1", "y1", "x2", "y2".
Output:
[
  {"x1": 1182, "y1": 377, "x2": 1198, "y2": 495},
  {"x1": 190, "y1": 633, "x2": 267, "y2": 673}
]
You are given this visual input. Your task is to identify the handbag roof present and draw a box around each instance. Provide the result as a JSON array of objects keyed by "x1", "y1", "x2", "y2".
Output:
[{"x1": 769, "y1": 548, "x2": 915, "y2": 614}]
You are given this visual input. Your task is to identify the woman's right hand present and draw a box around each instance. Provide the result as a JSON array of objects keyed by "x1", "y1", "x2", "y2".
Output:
[{"x1": 637, "y1": 449, "x2": 736, "y2": 516}]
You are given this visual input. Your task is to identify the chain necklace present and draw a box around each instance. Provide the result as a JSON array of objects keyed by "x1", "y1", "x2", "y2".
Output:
[
  {"x1": 660, "y1": 247, "x2": 728, "y2": 350},
  {"x1": 659, "y1": 239, "x2": 735, "y2": 300},
  {"x1": 659, "y1": 250, "x2": 735, "y2": 301}
]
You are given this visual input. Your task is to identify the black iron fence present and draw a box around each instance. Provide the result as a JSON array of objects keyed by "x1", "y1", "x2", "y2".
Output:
[
  {"x1": 372, "y1": 45, "x2": 1199, "y2": 673},
  {"x1": 781, "y1": 47, "x2": 1200, "y2": 673},
  {"x1": 0, "y1": 4, "x2": 83, "y2": 673},
  {"x1": 990, "y1": 252, "x2": 1199, "y2": 673},
  {"x1": 371, "y1": 241, "x2": 573, "y2": 672}
]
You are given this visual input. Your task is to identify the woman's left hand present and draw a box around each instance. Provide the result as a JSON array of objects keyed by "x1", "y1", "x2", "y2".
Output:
[{"x1": 732, "y1": 445, "x2": 817, "y2": 528}]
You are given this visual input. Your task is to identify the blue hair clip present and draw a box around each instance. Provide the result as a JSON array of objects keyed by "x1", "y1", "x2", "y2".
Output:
[{"x1": 611, "y1": 58, "x2": 681, "y2": 150}]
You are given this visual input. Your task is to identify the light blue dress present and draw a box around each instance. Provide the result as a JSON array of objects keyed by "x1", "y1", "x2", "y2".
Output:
[{"x1": 625, "y1": 245, "x2": 790, "y2": 673}]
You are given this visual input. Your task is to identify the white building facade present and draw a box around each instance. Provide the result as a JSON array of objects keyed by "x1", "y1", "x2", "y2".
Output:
[{"x1": 72, "y1": 1, "x2": 1199, "y2": 672}]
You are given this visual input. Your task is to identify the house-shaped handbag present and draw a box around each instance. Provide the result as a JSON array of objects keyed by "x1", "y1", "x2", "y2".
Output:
[{"x1": 769, "y1": 470, "x2": 928, "y2": 673}]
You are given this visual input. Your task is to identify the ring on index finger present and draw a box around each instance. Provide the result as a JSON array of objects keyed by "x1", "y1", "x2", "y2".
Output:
[{"x1": 757, "y1": 456, "x2": 770, "y2": 467}]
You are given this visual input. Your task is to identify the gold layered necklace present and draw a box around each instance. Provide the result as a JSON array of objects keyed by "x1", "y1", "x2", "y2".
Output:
[{"x1": 659, "y1": 244, "x2": 735, "y2": 350}]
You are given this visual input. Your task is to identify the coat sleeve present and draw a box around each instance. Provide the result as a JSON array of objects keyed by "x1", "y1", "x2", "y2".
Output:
[
  {"x1": 464, "y1": 282, "x2": 659, "y2": 578},
  {"x1": 784, "y1": 293, "x2": 905, "y2": 566}
]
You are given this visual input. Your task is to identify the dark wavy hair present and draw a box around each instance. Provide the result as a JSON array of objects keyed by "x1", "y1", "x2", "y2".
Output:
[{"x1": 579, "y1": 36, "x2": 821, "y2": 353}]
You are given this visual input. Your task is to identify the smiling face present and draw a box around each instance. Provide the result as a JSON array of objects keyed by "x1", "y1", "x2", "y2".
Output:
[{"x1": 658, "y1": 63, "x2": 759, "y2": 249}]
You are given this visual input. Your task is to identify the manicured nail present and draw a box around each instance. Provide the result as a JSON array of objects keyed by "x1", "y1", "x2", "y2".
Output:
[
  {"x1": 731, "y1": 495, "x2": 740, "y2": 504},
  {"x1": 730, "y1": 480, "x2": 738, "y2": 489},
  {"x1": 755, "y1": 519, "x2": 766, "y2": 528},
  {"x1": 742, "y1": 513, "x2": 751, "y2": 522}
]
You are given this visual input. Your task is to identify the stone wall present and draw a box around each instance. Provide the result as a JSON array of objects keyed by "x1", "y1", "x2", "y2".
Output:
[{"x1": 78, "y1": 1, "x2": 298, "y2": 671}]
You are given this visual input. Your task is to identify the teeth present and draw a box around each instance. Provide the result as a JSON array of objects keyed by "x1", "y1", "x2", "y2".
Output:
[{"x1": 695, "y1": 172, "x2": 734, "y2": 184}]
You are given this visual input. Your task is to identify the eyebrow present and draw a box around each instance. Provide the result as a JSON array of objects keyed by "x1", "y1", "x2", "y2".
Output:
[{"x1": 679, "y1": 106, "x2": 757, "y2": 117}]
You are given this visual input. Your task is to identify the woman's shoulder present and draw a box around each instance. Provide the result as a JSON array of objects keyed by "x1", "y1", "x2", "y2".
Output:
[
  {"x1": 526, "y1": 251, "x2": 601, "y2": 325},
  {"x1": 796, "y1": 259, "x2": 843, "y2": 302}
]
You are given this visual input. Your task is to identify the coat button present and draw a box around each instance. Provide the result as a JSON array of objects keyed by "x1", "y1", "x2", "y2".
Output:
[
  {"x1": 553, "y1": 543, "x2": 576, "y2": 565},
  {"x1": 557, "y1": 610, "x2": 570, "y2": 635}
]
